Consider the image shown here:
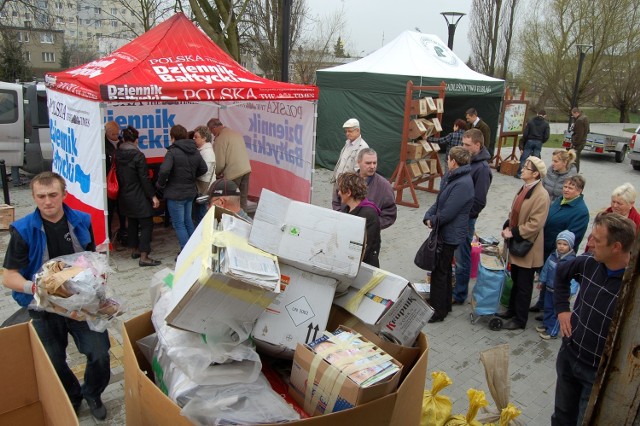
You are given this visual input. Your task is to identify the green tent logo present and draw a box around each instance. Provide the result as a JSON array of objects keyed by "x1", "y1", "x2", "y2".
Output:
[{"x1": 420, "y1": 37, "x2": 458, "y2": 66}]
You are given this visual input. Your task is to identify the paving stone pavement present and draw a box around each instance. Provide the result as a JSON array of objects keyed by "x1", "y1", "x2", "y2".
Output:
[{"x1": 0, "y1": 145, "x2": 637, "y2": 425}]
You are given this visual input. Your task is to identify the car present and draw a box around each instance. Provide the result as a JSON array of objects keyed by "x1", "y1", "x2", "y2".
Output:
[{"x1": 629, "y1": 125, "x2": 640, "y2": 171}]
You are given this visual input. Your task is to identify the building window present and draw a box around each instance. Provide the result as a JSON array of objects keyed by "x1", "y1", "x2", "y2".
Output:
[
  {"x1": 42, "y1": 52, "x2": 56, "y2": 62},
  {"x1": 0, "y1": 10, "x2": 7, "y2": 18},
  {"x1": 24, "y1": 51, "x2": 31, "y2": 61},
  {"x1": 17, "y1": 32, "x2": 30, "y2": 43},
  {"x1": 55, "y1": 2, "x2": 63, "y2": 10},
  {"x1": 56, "y1": 16, "x2": 64, "y2": 24},
  {"x1": 110, "y1": 20, "x2": 117, "y2": 28},
  {"x1": 40, "y1": 33, "x2": 54, "y2": 44},
  {"x1": 68, "y1": 16, "x2": 74, "y2": 23},
  {"x1": 110, "y1": 8, "x2": 117, "y2": 15},
  {"x1": 25, "y1": 12, "x2": 32, "y2": 20},
  {"x1": 77, "y1": 4, "x2": 81, "y2": 11},
  {"x1": 12, "y1": 11, "x2": 18, "y2": 17},
  {"x1": 94, "y1": 7, "x2": 100, "y2": 14}
]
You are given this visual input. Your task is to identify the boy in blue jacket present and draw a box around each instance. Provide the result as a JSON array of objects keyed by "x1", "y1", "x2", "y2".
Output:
[{"x1": 536, "y1": 230, "x2": 576, "y2": 339}]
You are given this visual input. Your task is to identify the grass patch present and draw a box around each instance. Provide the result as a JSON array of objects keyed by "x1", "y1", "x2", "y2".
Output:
[
  {"x1": 545, "y1": 107, "x2": 640, "y2": 124},
  {"x1": 545, "y1": 134, "x2": 566, "y2": 149},
  {"x1": 623, "y1": 127, "x2": 637, "y2": 133}
]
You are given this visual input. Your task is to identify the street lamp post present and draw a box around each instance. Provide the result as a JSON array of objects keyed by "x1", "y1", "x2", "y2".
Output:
[
  {"x1": 567, "y1": 43, "x2": 593, "y2": 131},
  {"x1": 440, "y1": 12, "x2": 466, "y2": 50},
  {"x1": 280, "y1": 0, "x2": 292, "y2": 82}
]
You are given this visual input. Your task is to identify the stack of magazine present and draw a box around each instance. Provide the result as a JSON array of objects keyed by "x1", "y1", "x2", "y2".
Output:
[
  {"x1": 308, "y1": 329, "x2": 400, "y2": 388},
  {"x1": 216, "y1": 214, "x2": 280, "y2": 292}
]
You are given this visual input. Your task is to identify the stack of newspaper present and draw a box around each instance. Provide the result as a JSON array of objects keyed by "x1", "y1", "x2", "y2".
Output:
[
  {"x1": 308, "y1": 329, "x2": 400, "y2": 388},
  {"x1": 216, "y1": 214, "x2": 280, "y2": 292}
]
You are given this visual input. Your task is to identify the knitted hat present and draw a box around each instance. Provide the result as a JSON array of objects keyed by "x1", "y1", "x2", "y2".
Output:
[
  {"x1": 527, "y1": 156, "x2": 547, "y2": 179},
  {"x1": 556, "y1": 230, "x2": 575, "y2": 249}
]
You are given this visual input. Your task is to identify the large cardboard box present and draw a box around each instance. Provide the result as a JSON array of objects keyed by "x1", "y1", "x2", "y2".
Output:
[
  {"x1": 253, "y1": 264, "x2": 338, "y2": 358},
  {"x1": 407, "y1": 118, "x2": 427, "y2": 139},
  {"x1": 167, "y1": 207, "x2": 280, "y2": 335},
  {"x1": 288, "y1": 327, "x2": 402, "y2": 416},
  {"x1": 499, "y1": 159, "x2": 520, "y2": 177},
  {"x1": 406, "y1": 142, "x2": 423, "y2": 159},
  {"x1": 123, "y1": 307, "x2": 429, "y2": 426},
  {"x1": 418, "y1": 159, "x2": 431, "y2": 174},
  {"x1": 0, "y1": 204, "x2": 15, "y2": 230},
  {"x1": 0, "y1": 323, "x2": 79, "y2": 425},
  {"x1": 333, "y1": 263, "x2": 433, "y2": 346},
  {"x1": 409, "y1": 98, "x2": 428, "y2": 116},
  {"x1": 249, "y1": 189, "x2": 365, "y2": 279}
]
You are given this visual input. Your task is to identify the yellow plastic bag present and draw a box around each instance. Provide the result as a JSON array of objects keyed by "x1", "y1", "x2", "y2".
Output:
[
  {"x1": 445, "y1": 389, "x2": 489, "y2": 426},
  {"x1": 421, "y1": 371, "x2": 453, "y2": 426}
]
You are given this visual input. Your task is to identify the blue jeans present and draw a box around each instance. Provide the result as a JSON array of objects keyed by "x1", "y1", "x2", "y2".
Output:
[
  {"x1": 542, "y1": 287, "x2": 560, "y2": 336},
  {"x1": 29, "y1": 310, "x2": 111, "y2": 403},
  {"x1": 167, "y1": 198, "x2": 195, "y2": 250},
  {"x1": 552, "y1": 342, "x2": 597, "y2": 426},
  {"x1": 453, "y1": 218, "x2": 476, "y2": 303},
  {"x1": 518, "y1": 139, "x2": 543, "y2": 175}
]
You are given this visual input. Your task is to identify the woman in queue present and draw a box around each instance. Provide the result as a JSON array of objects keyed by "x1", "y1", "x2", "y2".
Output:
[
  {"x1": 116, "y1": 126, "x2": 161, "y2": 267},
  {"x1": 156, "y1": 124, "x2": 207, "y2": 253},
  {"x1": 422, "y1": 146, "x2": 474, "y2": 323},
  {"x1": 499, "y1": 156, "x2": 550, "y2": 330},
  {"x1": 542, "y1": 149, "x2": 577, "y2": 202}
]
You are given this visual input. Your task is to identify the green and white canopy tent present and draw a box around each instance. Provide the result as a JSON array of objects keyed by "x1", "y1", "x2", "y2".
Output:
[{"x1": 316, "y1": 31, "x2": 505, "y2": 177}]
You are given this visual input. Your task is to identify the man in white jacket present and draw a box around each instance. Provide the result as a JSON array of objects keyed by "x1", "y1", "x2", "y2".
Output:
[{"x1": 331, "y1": 118, "x2": 368, "y2": 210}]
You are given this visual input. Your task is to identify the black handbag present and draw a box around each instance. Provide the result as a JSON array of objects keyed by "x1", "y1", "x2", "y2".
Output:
[
  {"x1": 414, "y1": 224, "x2": 441, "y2": 271},
  {"x1": 508, "y1": 238, "x2": 534, "y2": 257}
]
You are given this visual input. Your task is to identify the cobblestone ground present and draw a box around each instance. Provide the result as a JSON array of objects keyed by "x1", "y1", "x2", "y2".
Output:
[{"x1": 0, "y1": 145, "x2": 636, "y2": 425}]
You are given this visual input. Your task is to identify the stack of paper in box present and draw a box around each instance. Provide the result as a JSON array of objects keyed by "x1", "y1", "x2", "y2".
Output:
[
  {"x1": 289, "y1": 327, "x2": 403, "y2": 416},
  {"x1": 165, "y1": 207, "x2": 280, "y2": 336}
]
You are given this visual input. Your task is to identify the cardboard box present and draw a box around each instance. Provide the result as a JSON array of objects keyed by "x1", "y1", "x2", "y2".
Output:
[
  {"x1": 499, "y1": 160, "x2": 519, "y2": 177},
  {"x1": 167, "y1": 208, "x2": 280, "y2": 335},
  {"x1": 406, "y1": 142, "x2": 423, "y2": 159},
  {"x1": 253, "y1": 264, "x2": 338, "y2": 358},
  {"x1": 0, "y1": 323, "x2": 79, "y2": 425},
  {"x1": 436, "y1": 98, "x2": 444, "y2": 113},
  {"x1": 409, "y1": 99, "x2": 428, "y2": 116},
  {"x1": 420, "y1": 139, "x2": 440, "y2": 154},
  {"x1": 408, "y1": 162, "x2": 423, "y2": 179},
  {"x1": 407, "y1": 119, "x2": 427, "y2": 139},
  {"x1": 431, "y1": 117, "x2": 443, "y2": 133},
  {"x1": 418, "y1": 159, "x2": 431, "y2": 174},
  {"x1": 288, "y1": 327, "x2": 402, "y2": 416},
  {"x1": 419, "y1": 118, "x2": 435, "y2": 138},
  {"x1": 123, "y1": 306, "x2": 429, "y2": 426},
  {"x1": 429, "y1": 159, "x2": 439, "y2": 175},
  {"x1": 249, "y1": 189, "x2": 365, "y2": 280},
  {"x1": 424, "y1": 97, "x2": 437, "y2": 114},
  {"x1": 333, "y1": 263, "x2": 433, "y2": 346},
  {"x1": 0, "y1": 204, "x2": 15, "y2": 230}
]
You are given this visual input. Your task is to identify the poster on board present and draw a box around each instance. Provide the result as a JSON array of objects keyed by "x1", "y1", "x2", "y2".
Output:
[{"x1": 501, "y1": 101, "x2": 528, "y2": 136}]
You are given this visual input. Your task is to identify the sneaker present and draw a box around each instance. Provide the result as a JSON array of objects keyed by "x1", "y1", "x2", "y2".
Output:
[
  {"x1": 539, "y1": 332, "x2": 557, "y2": 340},
  {"x1": 85, "y1": 397, "x2": 107, "y2": 421},
  {"x1": 535, "y1": 325, "x2": 547, "y2": 333}
]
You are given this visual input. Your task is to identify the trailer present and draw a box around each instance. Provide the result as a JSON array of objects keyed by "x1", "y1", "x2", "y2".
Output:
[{"x1": 563, "y1": 130, "x2": 629, "y2": 163}]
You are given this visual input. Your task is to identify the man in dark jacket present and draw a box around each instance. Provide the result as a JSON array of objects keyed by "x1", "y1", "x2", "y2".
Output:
[
  {"x1": 570, "y1": 107, "x2": 590, "y2": 172},
  {"x1": 452, "y1": 129, "x2": 493, "y2": 305},
  {"x1": 552, "y1": 213, "x2": 634, "y2": 425},
  {"x1": 157, "y1": 125, "x2": 207, "y2": 250},
  {"x1": 516, "y1": 110, "x2": 550, "y2": 178},
  {"x1": 466, "y1": 108, "x2": 493, "y2": 156}
]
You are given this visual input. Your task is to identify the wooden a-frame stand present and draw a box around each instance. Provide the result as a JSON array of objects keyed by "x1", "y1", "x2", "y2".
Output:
[{"x1": 390, "y1": 81, "x2": 445, "y2": 208}]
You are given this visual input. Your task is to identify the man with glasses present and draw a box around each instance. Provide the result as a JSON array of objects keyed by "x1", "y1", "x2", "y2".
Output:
[{"x1": 331, "y1": 118, "x2": 369, "y2": 210}]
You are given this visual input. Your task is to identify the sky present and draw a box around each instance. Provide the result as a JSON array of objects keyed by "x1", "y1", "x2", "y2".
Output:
[{"x1": 306, "y1": 0, "x2": 474, "y2": 61}]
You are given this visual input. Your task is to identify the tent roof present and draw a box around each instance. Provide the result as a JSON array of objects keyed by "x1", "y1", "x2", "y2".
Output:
[
  {"x1": 45, "y1": 13, "x2": 318, "y2": 102},
  {"x1": 318, "y1": 31, "x2": 502, "y2": 83}
]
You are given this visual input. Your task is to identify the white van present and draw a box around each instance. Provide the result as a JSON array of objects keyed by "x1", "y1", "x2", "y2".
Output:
[{"x1": 0, "y1": 81, "x2": 52, "y2": 174}]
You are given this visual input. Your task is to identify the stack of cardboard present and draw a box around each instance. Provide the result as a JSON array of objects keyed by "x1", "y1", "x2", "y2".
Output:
[
  {"x1": 406, "y1": 96, "x2": 445, "y2": 178},
  {"x1": 123, "y1": 189, "x2": 431, "y2": 425}
]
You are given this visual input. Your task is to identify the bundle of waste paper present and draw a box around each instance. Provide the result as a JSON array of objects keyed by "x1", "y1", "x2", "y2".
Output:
[{"x1": 32, "y1": 251, "x2": 125, "y2": 331}]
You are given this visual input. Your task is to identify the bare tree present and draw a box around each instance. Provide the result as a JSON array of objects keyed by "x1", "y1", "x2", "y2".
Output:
[
  {"x1": 517, "y1": 0, "x2": 635, "y2": 115},
  {"x1": 104, "y1": 0, "x2": 175, "y2": 36}
]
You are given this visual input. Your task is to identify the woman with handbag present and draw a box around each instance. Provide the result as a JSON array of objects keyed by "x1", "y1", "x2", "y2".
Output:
[
  {"x1": 193, "y1": 125, "x2": 216, "y2": 225},
  {"x1": 499, "y1": 156, "x2": 550, "y2": 329},
  {"x1": 115, "y1": 126, "x2": 161, "y2": 267},
  {"x1": 421, "y1": 147, "x2": 474, "y2": 323}
]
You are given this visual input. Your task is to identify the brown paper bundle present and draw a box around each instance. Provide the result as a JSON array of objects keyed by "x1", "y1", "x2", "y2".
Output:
[{"x1": 42, "y1": 266, "x2": 84, "y2": 297}]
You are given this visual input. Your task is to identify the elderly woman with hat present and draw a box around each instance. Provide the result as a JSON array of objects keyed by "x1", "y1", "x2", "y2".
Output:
[{"x1": 498, "y1": 156, "x2": 550, "y2": 330}]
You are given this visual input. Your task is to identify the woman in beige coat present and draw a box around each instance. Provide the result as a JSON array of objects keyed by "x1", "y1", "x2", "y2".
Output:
[{"x1": 498, "y1": 156, "x2": 550, "y2": 330}]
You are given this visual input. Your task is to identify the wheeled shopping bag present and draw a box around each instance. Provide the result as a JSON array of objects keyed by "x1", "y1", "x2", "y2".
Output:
[{"x1": 470, "y1": 253, "x2": 507, "y2": 330}]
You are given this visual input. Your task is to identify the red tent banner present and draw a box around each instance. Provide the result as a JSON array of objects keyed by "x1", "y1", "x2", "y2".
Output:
[{"x1": 45, "y1": 13, "x2": 318, "y2": 102}]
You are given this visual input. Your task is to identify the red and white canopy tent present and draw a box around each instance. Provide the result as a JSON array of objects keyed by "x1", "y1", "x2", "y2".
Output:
[{"x1": 45, "y1": 13, "x2": 318, "y2": 245}]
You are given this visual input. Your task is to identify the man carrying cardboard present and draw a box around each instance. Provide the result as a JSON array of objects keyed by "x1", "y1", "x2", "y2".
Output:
[
  {"x1": 331, "y1": 118, "x2": 369, "y2": 210},
  {"x1": 2, "y1": 172, "x2": 111, "y2": 420},
  {"x1": 453, "y1": 129, "x2": 493, "y2": 305},
  {"x1": 207, "y1": 118, "x2": 252, "y2": 210},
  {"x1": 551, "y1": 212, "x2": 634, "y2": 425}
]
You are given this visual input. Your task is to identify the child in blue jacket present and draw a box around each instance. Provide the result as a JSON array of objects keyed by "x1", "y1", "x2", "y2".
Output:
[{"x1": 536, "y1": 230, "x2": 576, "y2": 339}]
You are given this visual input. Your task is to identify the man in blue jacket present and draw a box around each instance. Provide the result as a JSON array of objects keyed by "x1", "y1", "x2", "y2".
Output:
[
  {"x1": 552, "y1": 212, "x2": 634, "y2": 425},
  {"x1": 2, "y1": 172, "x2": 110, "y2": 421},
  {"x1": 452, "y1": 129, "x2": 493, "y2": 305}
]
